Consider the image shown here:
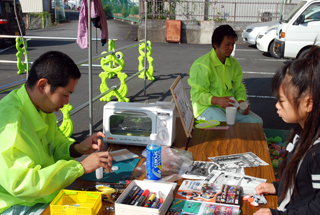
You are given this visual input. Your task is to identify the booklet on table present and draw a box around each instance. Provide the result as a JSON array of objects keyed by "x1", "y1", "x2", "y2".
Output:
[{"x1": 167, "y1": 180, "x2": 241, "y2": 215}]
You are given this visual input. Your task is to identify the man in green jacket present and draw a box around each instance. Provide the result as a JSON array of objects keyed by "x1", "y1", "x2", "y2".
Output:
[
  {"x1": 0, "y1": 51, "x2": 113, "y2": 214},
  {"x1": 188, "y1": 25, "x2": 262, "y2": 124}
]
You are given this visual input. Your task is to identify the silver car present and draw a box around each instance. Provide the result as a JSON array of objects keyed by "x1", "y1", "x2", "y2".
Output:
[{"x1": 242, "y1": 21, "x2": 278, "y2": 45}]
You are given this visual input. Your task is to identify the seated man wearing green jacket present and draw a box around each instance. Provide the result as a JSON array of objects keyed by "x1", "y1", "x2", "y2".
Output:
[
  {"x1": 188, "y1": 25, "x2": 262, "y2": 124},
  {"x1": 0, "y1": 51, "x2": 113, "y2": 214}
]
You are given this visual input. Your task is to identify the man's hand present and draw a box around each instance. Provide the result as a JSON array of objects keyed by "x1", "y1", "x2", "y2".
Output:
[
  {"x1": 80, "y1": 151, "x2": 113, "y2": 174},
  {"x1": 253, "y1": 208, "x2": 272, "y2": 215},
  {"x1": 75, "y1": 132, "x2": 106, "y2": 155},
  {"x1": 255, "y1": 182, "x2": 276, "y2": 195},
  {"x1": 211, "y1": 96, "x2": 235, "y2": 109}
]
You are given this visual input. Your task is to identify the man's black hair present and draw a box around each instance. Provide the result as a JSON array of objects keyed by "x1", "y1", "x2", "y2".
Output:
[
  {"x1": 26, "y1": 51, "x2": 81, "y2": 93},
  {"x1": 211, "y1": 25, "x2": 238, "y2": 49}
]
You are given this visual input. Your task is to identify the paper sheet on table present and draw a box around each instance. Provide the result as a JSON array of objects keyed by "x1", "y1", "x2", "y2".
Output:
[
  {"x1": 208, "y1": 152, "x2": 269, "y2": 169},
  {"x1": 180, "y1": 161, "x2": 244, "y2": 180},
  {"x1": 110, "y1": 149, "x2": 139, "y2": 162}
]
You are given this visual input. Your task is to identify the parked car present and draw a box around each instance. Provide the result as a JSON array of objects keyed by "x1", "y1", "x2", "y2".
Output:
[
  {"x1": 68, "y1": 2, "x2": 75, "y2": 9},
  {"x1": 242, "y1": 21, "x2": 278, "y2": 45},
  {"x1": 256, "y1": 25, "x2": 279, "y2": 58},
  {"x1": 0, "y1": 0, "x2": 26, "y2": 47},
  {"x1": 275, "y1": 0, "x2": 320, "y2": 59},
  {"x1": 68, "y1": 0, "x2": 82, "y2": 10}
]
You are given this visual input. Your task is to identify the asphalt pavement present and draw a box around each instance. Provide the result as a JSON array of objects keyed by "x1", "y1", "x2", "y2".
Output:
[{"x1": 0, "y1": 10, "x2": 293, "y2": 143}]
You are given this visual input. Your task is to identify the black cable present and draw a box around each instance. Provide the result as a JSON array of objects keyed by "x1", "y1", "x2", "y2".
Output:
[{"x1": 185, "y1": 137, "x2": 191, "y2": 150}]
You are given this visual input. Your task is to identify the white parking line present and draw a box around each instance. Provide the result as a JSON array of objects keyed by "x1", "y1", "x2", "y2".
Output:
[
  {"x1": 0, "y1": 45, "x2": 16, "y2": 53},
  {"x1": 236, "y1": 57, "x2": 286, "y2": 62},
  {"x1": 243, "y1": 71, "x2": 275, "y2": 75},
  {"x1": 247, "y1": 95, "x2": 275, "y2": 99},
  {"x1": 0, "y1": 39, "x2": 31, "y2": 53},
  {"x1": 236, "y1": 49, "x2": 259, "y2": 52}
]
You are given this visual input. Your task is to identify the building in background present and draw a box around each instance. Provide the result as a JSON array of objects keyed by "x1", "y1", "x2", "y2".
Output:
[
  {"x1": 284, "y1": 0, "x2": 301, "y2": 3},
  {"x1": 20, "y1": 0, "x2": 51, "y2": 13},
  {"x1": 19, "y1": 0, "x2": 67, "y2": 29}
]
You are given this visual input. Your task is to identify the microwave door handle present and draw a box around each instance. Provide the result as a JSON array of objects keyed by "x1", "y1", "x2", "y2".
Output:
[{"x1": 114, "y1": 111, "x2": 148, "y2": 116}]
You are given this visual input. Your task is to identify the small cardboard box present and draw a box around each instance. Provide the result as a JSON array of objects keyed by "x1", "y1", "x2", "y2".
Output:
[{"x1": 115, "y1": 180, "x2": 176, "y2": 215}]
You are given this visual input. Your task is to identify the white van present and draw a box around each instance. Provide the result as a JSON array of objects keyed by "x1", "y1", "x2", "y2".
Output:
[
  {"x1": 275, "y1": 0, "x2": 320, "y2": 58},
  {"x1": 68, "y1": 0, "x2": 82, "y2": 10}
]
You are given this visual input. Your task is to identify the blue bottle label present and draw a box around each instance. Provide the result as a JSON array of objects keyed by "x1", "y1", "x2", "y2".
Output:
[{"x1": 146, "y1": 148, "x2": 162, "y2": 180}]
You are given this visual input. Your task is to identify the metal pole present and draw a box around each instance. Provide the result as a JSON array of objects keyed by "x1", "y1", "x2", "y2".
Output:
[
  {"x1": 233, "y1": 2, "x2": 236, "y2": 22},
  {"x1": 144, "y1": 0, "x2": 147, "y2": 96},
  {"x1": 0, "y1": 36, "x2": 144, "y2": 65},
  {"x1": 57, "y1": 69, "x2": 144, "y2": 123},
  {"x1": 76, "y1": 41, "x2": 144, "y2": 66},
  {"x1": 13, "y1": 0, "x2": 28, "y2": 79},
  {"x1": 88, "y1": 0, "x2": 93, "y2": 136},
  {"x1": 280, "y1": 0, "x2": 285, "y2": 22},
  {"x1": 0, "y1": 35, "x2": 83, "y2": 39},
  {"x1": 0, "y1": 79, "x2": 26, "y2": 92},
  {"x1": 0, "y1": 41, "x2": 146, "y2": 94}
]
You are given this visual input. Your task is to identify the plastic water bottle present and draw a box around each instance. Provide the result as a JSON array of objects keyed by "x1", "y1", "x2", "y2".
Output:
[{"x1": 146, "y1": 133, "x2": 162, "y2": 180}]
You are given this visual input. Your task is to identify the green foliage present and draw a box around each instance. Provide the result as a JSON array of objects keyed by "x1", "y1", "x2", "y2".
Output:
[
  {"x1": 102, "y1": 0, "x2": 227, "y2": 21},
  {"x1": 115, "y1": 4, "x2": 123, "y2": 13},
  {"x1": 30, "y1": 12, "x2": 50, "y2": 19},
  {"x1": 213, "y1": 12, "x2": 224, "y2": 21},
  {"x1": 130, "y1": 6, "x2": 139, "y2": 15},
  {"x1": 121, "y1": 5, "x2": 129, "y2": 17},
  {"x1": 104, "y1": 5, "x2": 113, "y2": 15},
  {"x1": 29, "y1": 12, "x2": 52, "y2": 27},
  {"x1": 143, "y1": 1, "x2": 176, "y2": 20},
  {"x1": 130, "y1": 7, "x2": 135, "y2": 15}
]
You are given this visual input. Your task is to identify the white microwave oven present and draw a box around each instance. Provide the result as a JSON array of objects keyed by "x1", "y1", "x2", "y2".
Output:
[{"x1": 103, "y1": 101, "x2": 177, "y2": 146}]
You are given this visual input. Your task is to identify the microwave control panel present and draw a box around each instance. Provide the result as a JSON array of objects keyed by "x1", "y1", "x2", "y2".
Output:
[{"x1": 156, "y1": 112, "x2": 171, "y2": 143}]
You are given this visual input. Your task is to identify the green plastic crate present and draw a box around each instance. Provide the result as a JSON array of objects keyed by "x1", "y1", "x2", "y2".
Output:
[{"x1": 264, "y1": 128, "x2": 291, "y2": 142}]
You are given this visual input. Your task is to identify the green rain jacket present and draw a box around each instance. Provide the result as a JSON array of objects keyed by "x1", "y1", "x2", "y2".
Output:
[
  {"x1": 188, "y1": 48, "x2": 247, "y2": 118},
  {"x1": 0, "y1": 85, "x2": 84, "y2": 213}
]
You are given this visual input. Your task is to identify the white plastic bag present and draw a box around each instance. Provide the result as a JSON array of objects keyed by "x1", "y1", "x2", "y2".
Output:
[{"x1": 136, "y1": 147, "x2": 193, "y2": 176}]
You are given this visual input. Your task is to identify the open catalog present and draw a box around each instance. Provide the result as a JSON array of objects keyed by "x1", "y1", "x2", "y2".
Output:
[{"x1": 167, "y1": 180, "x2": 241, "y2": 215}]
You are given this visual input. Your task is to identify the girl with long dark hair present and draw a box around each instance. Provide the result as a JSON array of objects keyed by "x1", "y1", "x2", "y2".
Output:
[{"x1": 254, "y1": 46, "x2": 320, "y2": 215}]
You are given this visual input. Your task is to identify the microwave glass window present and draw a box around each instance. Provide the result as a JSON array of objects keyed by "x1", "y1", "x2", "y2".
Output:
[{"x1": 109, "y1": 115, "x2": 152, "y2": 137}]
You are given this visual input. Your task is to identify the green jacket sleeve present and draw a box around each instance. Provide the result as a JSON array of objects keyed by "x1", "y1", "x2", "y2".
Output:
[
  {"x1": 46, "y1": 113, "x2": 77, "y2": 161},
  {"x1": 0, "y1": 119, "x2": 84, "y2": 203},
  {"x1": 188, "y1": 63, "x2": 213, "y2": 106}
]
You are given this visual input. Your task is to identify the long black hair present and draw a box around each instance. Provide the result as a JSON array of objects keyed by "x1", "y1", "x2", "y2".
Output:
[{"x1": 271, "y1": 46, "x2": 320, "y2": 202}]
